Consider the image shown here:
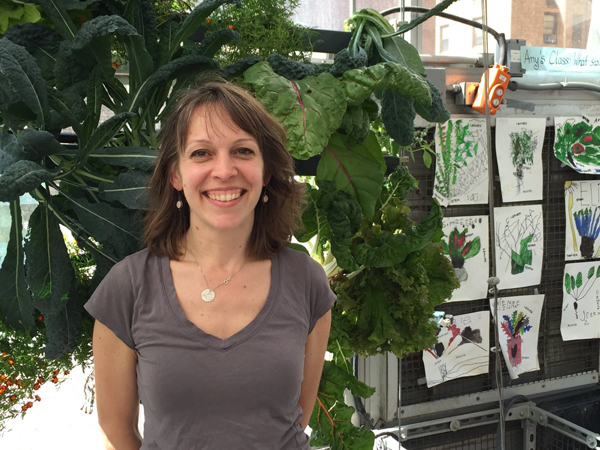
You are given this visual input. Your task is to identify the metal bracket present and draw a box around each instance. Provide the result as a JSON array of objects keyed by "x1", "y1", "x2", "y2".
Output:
[{"x1": 454, "y1": 81, "x2": 479, "y2": 106}]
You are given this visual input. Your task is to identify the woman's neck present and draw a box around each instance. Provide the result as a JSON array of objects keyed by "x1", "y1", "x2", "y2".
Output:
[{"x1": 183, "y1": 225, "x2": 253, "y2": 270}]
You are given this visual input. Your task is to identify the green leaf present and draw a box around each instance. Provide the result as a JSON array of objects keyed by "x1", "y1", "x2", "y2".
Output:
[
  {"x1": 354, "y1": 200, "x2": 443, "y2": 267},
  {"x1": 196, "y1": 28, "x2": 241, "y2": 59},
  {"x1": 69, "y1": 197, "x2": 141, "y2": 260},
  {"x1": 317, "y1": 132, "x2": 385, "y2": 220},
  {"x1": 43, "y1": 289, "x2": 82, "y2": 359},
  {"x1": 47, "y1": 88, "x2": 84, "y2": 136},
  {"x1": 17, "y1": 130, "x2": 64, "y2": 161},
  {"x1": 597, "y1": 265, "x2": 600, "y2": 278},
  {"x1": 0, "y1": 160, "x2": 54, "y2": 202},
  {"x1": 0, "y1": 132, "x2": 26, "y2": 161},
  {"x1": 158, "y1": 15, "x2": 181, "y2": 66},
  {"x1": 414, "y1": 78, "x2": 451, "y2": 123},
  {"x1": 294, "y1": 184, "x2": 330, "y2": 243},
  {"x1": 381, "y1": 89, "x2": 416, "y2": 146},
  {"x1": 126, "y1": 54, "x2": 220, "y2": 112},
  {"x1": 382, "y1": 35, "x2": 425, "y2": 75},
  {"x1": 125, "y1": 0, "x2": 160, "y2": 70},
  {"x1": 565, "y1": 272, "x2": 571, "y2": 294},
  {"x1": 168, "y1": 0, "x2": 240, "y2": 60},
  {"x1": 342, "y1": 61, "x2": 431, "y2": 107},
  {"x1": 220, "y1": 57, "x2": 262, "y2": 78},
  {"x1": 0, "y1": 199, "x2": 35, "y2": 329},
  {"x1": 423, "y1": 150, "x2": 433, "y2": 168},
  {"x1": 78, "y1": 112, "x2": 137, "y2": 165},
  {"x1": 393, "y1": 0, "x2": 460, "y2": 35},
  {"x1": 83, "y1": 66, "x2": 104, "y2": 143},
  {"x1": 30, "y1": 0, "x2": 78, "y2": 39},
  {"x1": 339, "y1": 99, "x2": 378, "y2": 146},
  {"x1": 588, "y1": 266, "x2": 595, "y2": 279},
  {"x1": 85, "y1": 146, "x2": 156, "y2": 170},
  {"x1": 70, "y1": 16, "x2": 153, "y2": 90},
  {"x1": 571, "y1": 275, "x2": 575, "y2": 290},
  {"x1": 99, "y1": 170, "x2": 151, "y2": 209},
  {"x1": 54, "y1": 40, "x2": 90, "y2": 92},
  {"x1": 463, "y1": 236, "x2": 481, "y2": 259},
  {"x1": 244, "y1": 62, "x2": 347, "y2": 160},
  {"x1": 0, "y1": 37, "x2": 48, "y2": 127},
  {"x1": 576, "y1": 271, "x2": 583, "y2": 288},
  {"x1": 24, "y1": 203, "x2": 75, "y2": 314}
]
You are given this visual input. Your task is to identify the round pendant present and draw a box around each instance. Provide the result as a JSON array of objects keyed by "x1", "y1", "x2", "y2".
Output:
[{"x1": 201, "y1": 289, "x2": 216, "y2": 302}]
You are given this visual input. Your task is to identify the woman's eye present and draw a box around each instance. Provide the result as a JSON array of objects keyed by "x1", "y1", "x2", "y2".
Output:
[
  {"x1": 237, "y1": 147, "x2": 255, "y2": 155},
  {"x1": 190, "y1": 150, "x2": 208, "y2": 158}
]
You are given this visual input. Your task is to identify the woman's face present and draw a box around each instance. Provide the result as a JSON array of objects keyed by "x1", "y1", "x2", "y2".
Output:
[{"x1": 171, "y1": 105, "x2": 268, "y2": 235}]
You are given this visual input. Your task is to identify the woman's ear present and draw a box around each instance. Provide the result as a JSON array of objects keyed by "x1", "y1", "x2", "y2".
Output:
[
  {"x1": 263, "y1": 171, "x2": 272, "y2": 186},
  {"x1": 171, "y1": 167, "x2": 183, "y2": 191}
]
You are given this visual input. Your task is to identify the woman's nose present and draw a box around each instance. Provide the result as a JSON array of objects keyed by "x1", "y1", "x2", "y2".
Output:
[{"x1": 212, "y1": 155, "x2": 238, "y2": 179}]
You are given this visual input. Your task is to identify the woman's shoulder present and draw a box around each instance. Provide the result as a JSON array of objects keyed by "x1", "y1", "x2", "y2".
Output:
[{"x1": 278, "y1": 246, "x2": 325, "y2": 275}]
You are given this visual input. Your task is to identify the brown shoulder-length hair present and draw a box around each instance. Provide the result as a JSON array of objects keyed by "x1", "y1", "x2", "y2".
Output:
[{"x1": 143, "y1": 76, "x2": 306, "y2": 260}]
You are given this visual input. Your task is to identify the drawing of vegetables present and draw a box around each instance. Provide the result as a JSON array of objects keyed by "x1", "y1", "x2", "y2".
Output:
[
  {"x1": 554, "y1": 120, "x2": 600, "y2": 169},
  {"x1": 510, "y1": 129, "x2": 536, "y2": 193},
  {"x1": 435, "y1": 120, "x2": 479, "y2": 198},
  {"x1": 501, "y1": 311, "x2": 532, "y2": 366},
  {"x1": 564, "y1": 264, "x2": 600, "y2": 318},
  {"x1": 573, "y1": 207, "x2": 600, "y2": 259},
  {"x1": 496, "y1": 208, "x2": 542, "y2": 276},
  {"x1": 442, "y1": 227, "x2": 481, "y2": 282}
]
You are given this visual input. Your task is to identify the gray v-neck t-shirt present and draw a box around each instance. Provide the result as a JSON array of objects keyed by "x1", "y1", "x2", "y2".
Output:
[{"x1": 84, "y1": 246, "x2": 336, "y2": 450}]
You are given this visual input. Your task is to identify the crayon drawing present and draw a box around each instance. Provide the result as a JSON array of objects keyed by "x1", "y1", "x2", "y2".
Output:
[
  {"x1": 423, "y1": 311, "x2": 490, "y2": 388},
  {"x1": 564, "y1": 180, "x2": 600, "y2": 260},
  {"x1": 561, "y1": 261, "x2": 600, "y2": 341},
  {"x1": 441, "y1": 215, "x2": 489, "y2": 301},
  {"x1": 495, "y1": 118, "x2": 545, "y2": 202},
  {"x1": 491, "y1": 295, "x2": 544, "y2": 380},
  {"x1": 433, "y1": 119, "x2": 488, "y2": 206},
  {"x1": 554, "y1": 116, "x2": 600, "y2": 174},
  {"x1": 494, "y1": 205, "x2": 544, "y2": 290}
]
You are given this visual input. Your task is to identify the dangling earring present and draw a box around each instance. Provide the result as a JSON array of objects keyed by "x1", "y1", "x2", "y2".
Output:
[
  {"x1": 262, "y1": 187, "x2": 269, "y2": 203},
  {"x1": 176, "y1": 190, "x2": 183, "y2": 210}
]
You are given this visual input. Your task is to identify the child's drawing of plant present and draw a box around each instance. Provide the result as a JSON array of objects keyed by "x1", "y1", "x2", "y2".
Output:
[
  {"x1": 496, "y1": 209, "x2": 542, "y2": 275},
  {"x1": 435, "y1": 120, "x2": 480, "y2": 198},
  {"x1": 573, "y1": 207, "x2": 600, "y2": 259},
  {"x1": 510, "y1": 129, "x2": 536, "y2": 193},
  {"x1": 442, "y1": 227, "x2": 481, "y2": 282},
  {"x1": 564, "y1": 264, "x2": 600, "y2": 318},
  {"x1": 501, "y1": 311, "x2": 532, "y2": 366},
  {"x1": 565, "y1": 181, "x2": 579, "y2": 254},
  {"x1": 555, "y1": 119, "x2": 600, "y2": 169}
]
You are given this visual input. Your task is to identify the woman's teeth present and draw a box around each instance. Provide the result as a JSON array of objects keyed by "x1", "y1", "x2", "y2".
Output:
[{"x1": 206, "y1": 190, "x2": 243, "y2": 202}]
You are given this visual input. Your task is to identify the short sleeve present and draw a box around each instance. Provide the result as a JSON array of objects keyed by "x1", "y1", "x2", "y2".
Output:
[
  {"x1": 84, "y1": 258, "x2": 136, "y2": 349},
  {"x1": 307, "y1": 257, "x2": 337, "y2": 334}
]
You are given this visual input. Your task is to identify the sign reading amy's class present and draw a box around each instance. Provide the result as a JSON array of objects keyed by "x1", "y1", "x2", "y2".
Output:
[{"x1": 521, "y1": 46, "x2": 600, "y2": 72}]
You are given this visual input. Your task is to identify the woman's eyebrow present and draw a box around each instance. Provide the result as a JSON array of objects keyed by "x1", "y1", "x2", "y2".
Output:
[{"x1": 186, "y1": 137, "x2": 257, "y2": 146}]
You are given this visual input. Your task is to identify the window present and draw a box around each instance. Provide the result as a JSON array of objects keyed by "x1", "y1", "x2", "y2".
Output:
[
  {"x1": 571, "y1": 14, "x2": 586, "y2": 48},
  {"x1": 472, "y1": 17, "x2": 483, "y2": 46},
  {"x1": 545, "y1": 0, "x2": 558, "y2": 7},
  {"x1": 440, "y1": 25, "x2": 450, "y2": 53},
  {"x1": 544, "y1": 13, "x2": 558, "y2": 44}
]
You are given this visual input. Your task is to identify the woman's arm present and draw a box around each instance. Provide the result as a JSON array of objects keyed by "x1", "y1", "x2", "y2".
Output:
[
  {"x1": 297, "y1": 310, "x2": 332, "y2": 429},
  {"x1": 93, "y1": 320, "x2": 142, "y2": 450}
]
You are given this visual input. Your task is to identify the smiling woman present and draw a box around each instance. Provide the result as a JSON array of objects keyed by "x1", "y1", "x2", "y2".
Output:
[{"x1": 83, "y1": 77, "x2": 335, "y2": 450}]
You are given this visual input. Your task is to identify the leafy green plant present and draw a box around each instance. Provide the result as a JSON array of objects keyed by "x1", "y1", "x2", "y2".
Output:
[
  {"x1": 204, "y1": 0, "x2": 315, "y2": 66},
  {"x1": 0, "y1": 0, "x2": 459, "y2": 445},
  {"x1": 434, "y1": 119, "x2": 479, "y2": 198},
  {"x1": 509, "y1": 129, "x2": 536, "y2": 193},
  {"x1": 0, "y1": 1, "x2": 41, "y2": 35},
  {"x1": 573, "y1": 207, "x2": 600, "y2": 259}
]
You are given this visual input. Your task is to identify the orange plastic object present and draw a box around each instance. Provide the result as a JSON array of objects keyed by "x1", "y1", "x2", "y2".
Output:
[{"x1": 472, "y1": 64, "x2": 511, "y2": 115}]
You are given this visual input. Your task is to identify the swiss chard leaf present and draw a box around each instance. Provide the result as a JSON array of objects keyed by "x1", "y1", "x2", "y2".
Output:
[
  {"x1": 317, "y1": 132, "x2": 385, "y2": 220},
  {"x1": 244, "y1": 61, "x2": 347, "y2": 160}
]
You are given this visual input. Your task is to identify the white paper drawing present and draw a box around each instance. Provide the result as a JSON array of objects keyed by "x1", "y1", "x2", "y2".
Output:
[
  {"x1": 561, "y1": 261, "x2": 600, "y2": 341},
  {"x1": 441, "y1": 215, "x2": 489, "y2": 301},
  {"x1": 564, "y1": 180, "x2": 600, "y2": 261},
  {"x1": 494, "y1": 205, "x2": 544, "y2": 290},
  {"x1": 490, "y1": 295, "x2": 544, "y2": 380},
  {"x1": 423, "y1": 311, "x2": 490, "y2": 388},
  {"x1": 554, "y1": 116, "x2": 600, "y2": 174},
  {"x1": 433, "y1": 118, "x2": 488, "y2": 206},
  {"x1": 495, "y1": 118, "x2": 545, "y2": 202}
]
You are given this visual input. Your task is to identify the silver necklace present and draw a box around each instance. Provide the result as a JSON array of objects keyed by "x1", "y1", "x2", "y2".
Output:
[{"x1": 187, "y1": 245, "x2": 246, "y2": 302}]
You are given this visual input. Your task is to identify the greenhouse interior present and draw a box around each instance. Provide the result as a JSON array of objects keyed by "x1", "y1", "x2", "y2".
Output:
[{"x1": 1, "y1": 0, "x2": 600, "y2": 449}]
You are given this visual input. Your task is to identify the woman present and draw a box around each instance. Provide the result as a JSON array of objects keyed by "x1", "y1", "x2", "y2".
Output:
[{"x1": 84, "y1": 79, "x2": 335, "y2": 449}]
